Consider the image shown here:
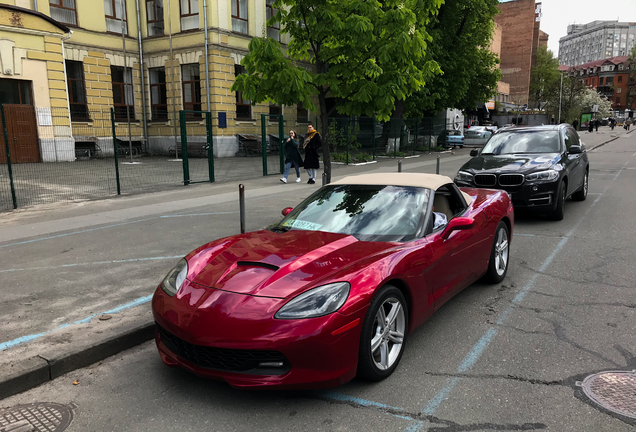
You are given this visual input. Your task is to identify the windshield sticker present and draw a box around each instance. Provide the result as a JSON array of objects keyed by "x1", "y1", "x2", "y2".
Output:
[{"x1": 282, "y1": 219, "x2": 323, "y2": 231}]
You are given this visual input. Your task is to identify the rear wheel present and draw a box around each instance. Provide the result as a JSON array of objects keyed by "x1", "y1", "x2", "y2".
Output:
[
  {"x1": 572, "y1": 170, "x2": 588, "y2": 201},
  {"x1": 357, "y1": 285, "x2": 408, "y2": 381},
  {"x1": 548, "y1": 181, "x2": 566, "y2": 221},
  {"x1": 483, "y1": 221, "x2": 510, "y2": 284}
]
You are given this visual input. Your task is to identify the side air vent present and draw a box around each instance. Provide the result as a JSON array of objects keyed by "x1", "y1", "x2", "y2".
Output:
[{"x1": 236, "y1": 261, "x2": 279, "y2": 271}]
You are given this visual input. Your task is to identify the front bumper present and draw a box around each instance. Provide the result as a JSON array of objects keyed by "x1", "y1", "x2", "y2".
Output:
[
  {"x1": 455, "y1": 178, "x2": 560, "y2": 211},
  {"x1": 152, "y1": 283, "x2": 366, "y2": 389}
]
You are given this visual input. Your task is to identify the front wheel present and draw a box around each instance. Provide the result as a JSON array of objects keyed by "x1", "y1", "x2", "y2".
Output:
[
  {"x1": 483, "y1": 221, "x2": 510, "y2": 284},
  {"x1": 548, "y1": 181, "x2": 566, "y2": 221},
  {"x1": 572, "y1": 170, "x2": 588, "y2": 201},
  {"x1": 357, "y1": 285, "x2": 408, "y2": 381}
]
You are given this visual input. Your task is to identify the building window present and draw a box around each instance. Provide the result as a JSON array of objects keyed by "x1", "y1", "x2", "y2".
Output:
[
  {"x1": 181, "y1": 64, "x2": 202, "y2": 117},
  {"x1": 104, "y1": 0, "x2": 127, "y2": 34},
  {"x1": 50, "y1": 0, "x2": 77, "y2": 26},
  {"x1": 618, "y1": 64, "x2": 624, "y2": 71},
  {"x1": 180, "y1": 0, "x2": 199, "y2": 31},
  {"x1": 615, "y1": 97, "x2": 620, "y2": 105},
  {"x1": 235, "y1": 65, "x2": 251, "y2": 119},
  {"x1": 231, "y1": 0, "x2": 248, "y2": 34},
  {"x1": 149, "y1": 67, "x2": 167, "y2": 120},
  {"x1": 618, "y1": 75, "x2": 622, "y2": 83},
  {"x1": 297, "y1": 101, "x2": 308, "y2": 123},
  {"x1": 111, "y1": 66, "x2": 135, "y2": 121},
  {"x1": 146, "y1": 0, "x2": 164, "y2": 36},
  {"x1": 66, "y1": 60, "x2": 89, "y2": 120},
  {"x1": 266, "y1": 0, "x2": 279, "y2": 41}
]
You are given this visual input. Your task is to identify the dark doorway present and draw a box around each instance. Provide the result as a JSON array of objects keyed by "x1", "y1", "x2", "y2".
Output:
[{"x1": 0, "y1": 78, "x2": 40, "y2": 163}]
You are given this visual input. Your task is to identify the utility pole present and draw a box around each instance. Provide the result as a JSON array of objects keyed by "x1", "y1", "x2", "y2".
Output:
[{"x1": 558, "y1": 72, "x2": 563, "y2": 124}]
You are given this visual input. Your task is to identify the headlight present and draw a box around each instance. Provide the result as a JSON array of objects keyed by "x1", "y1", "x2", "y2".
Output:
[
  {"x1": 160, "y1": 259, "x2": 188, "y2": 296},
  {"x1": 455, "y1": 171, "x2": 473, "y2": 183},
  {"x1": 275, "y1": 282, "x2": 350, "y2": 319},
  {"x1": 525, "y1": 170, "x2": 559, "y2": 181}
]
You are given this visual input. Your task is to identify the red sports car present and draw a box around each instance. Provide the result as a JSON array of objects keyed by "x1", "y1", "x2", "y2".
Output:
[{"x1": 152, "y1": 173, "x2": 513, "y2": 389}]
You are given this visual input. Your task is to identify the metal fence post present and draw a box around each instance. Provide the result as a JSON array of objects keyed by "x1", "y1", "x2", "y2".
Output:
[
  {"x1": 206, "y1": 111, "x2": 215, "y2": 182},
  {"x1": 371, "y1": 116, "x2": 376, "y2": 161},
  {"x1": 110, "y1": 108, "x2": 121, "y2": 195},
  {"x1": 179, "y1": 111, "x2": 190, "y2": 185},
  {"x1": 279, "y1": 114, "x2": 284, "y2": 174},
  {"x1": 0, "y1": 105, "x2": 17, "y2": 209},
  {"x1": 436, "y1": 155, "x2": 440, "y2": 174},
  {"x1": 398, "y1": 160, "x2": 402, "y2": 172},
  {"x1": 239, "y1": 184, "x2": 246, "y2": 233},
  {"x1": 261, "y1": 114, "x2": 267, "y2": 176},
  {"x1": 345, "y1": 118, "x2": 350, "y2": 165}
]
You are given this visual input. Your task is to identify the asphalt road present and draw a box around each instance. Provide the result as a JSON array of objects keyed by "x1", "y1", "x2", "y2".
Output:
[{"x1": 1, "y1": 129, "x2": 635, "y2": 431}]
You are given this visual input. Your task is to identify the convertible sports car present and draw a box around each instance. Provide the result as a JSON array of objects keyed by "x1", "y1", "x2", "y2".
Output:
[{"x1": 152, "y1": 173, "x2": 514, "y2": 389}]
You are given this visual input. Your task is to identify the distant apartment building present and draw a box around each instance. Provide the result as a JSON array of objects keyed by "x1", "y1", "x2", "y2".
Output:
[
  {"x1": 559, "y1": 21, "x2": 636, "y2": 67},
  {"x1": 559, "y1": 56, "x2": 635, "y2": 112},
  {"x1": 495, "y1": 0, "x2": 547, "y2": 106},
  {"x1": 0, "y1": 0, "x2": 312, "y2": 164}
]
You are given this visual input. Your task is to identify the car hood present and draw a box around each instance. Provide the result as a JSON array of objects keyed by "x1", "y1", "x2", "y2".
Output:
[
  {"x1": 184, "y1": 230, "x2": 397, "y2": 299},
  {"x1": 461, "y1": 153, "x2": 559, "y2": 173}
]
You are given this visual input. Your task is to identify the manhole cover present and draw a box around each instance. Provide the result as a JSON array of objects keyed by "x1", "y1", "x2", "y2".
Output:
[
  {"x1": 0, "y1": 403, "x2": 73, "y2": 432},
  {"x1": 580, "y1": 371, "x2": 636, "y2": 419}
]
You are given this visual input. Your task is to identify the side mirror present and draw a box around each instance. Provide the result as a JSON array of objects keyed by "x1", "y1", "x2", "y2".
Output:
[
  {"x1": 568, "y1": 145, "x2": 582, "y2": 154},
  {"x1": 281, "y1": 207, "x2": 293, "y2": 216},
  {"x1": 470, "y1": 149, "x2": 478, "y2": 157},
  {"x1": 441, "y1": 217, "x2": 475, "y2": 240}
]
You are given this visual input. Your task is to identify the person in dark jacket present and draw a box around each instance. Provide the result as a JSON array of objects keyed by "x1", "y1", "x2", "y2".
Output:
[
  {"x1": 303, "y1": 123, "x2": 321, "y2": 184},
  {"x1": 594, "y1": 118, "x2": 599, "y2": 132},
  {"x1": 280, "y1": 130, "x2": 303, "y2": 183},
  {"x1": 588, "y1": 120, "x2": 594, "y2": 133},
  {"x1": 572, "y1": 119, "x2": 579, "y2": 130}
]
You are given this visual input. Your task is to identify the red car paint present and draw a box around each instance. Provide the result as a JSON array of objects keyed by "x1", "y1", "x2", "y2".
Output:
[{"x1": 152, "y1": 187, "x2": 513, "y2": 389}]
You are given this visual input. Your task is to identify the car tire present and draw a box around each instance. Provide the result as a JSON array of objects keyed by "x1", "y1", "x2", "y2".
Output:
[
  {"x1": 572, "y1": 170, "x2": 588, "y2": 201},
  {"x1": 459, "y1": 145, "x2": 464, "y2": 149},
  {"x1": 548, "y1": 181, "x2": 566, "y2": 221},
  {"x1": 357, "y1": 285, "x2": 408, "y2": 381},
  {"x1": 483, "y1": 221, "x2": 510, "y2": 284}
]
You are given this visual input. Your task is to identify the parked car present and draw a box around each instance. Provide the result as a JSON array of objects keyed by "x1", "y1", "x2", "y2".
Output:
[
  {"x1": 454, "y1": 124, "x2": 589, "y2": 220},
  {"x1": 464, "y1": 126, "x2": 494, "y2": 140},
  {"x1": 152, "y1": 173, "x2": 513, "y2": 389},
  {"x1": 438, "y1": 129, "x2": 464, "y2": 148}
]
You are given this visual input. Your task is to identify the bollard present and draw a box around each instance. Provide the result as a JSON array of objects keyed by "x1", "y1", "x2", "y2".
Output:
[
  {"x1": 436, "y1": 156, "x2": 440, "y2": 174},
  {"x1": 239, "y1": 184, "x2": 246, "y2": 234},
  {"x1": 322, "y1": 172, "x2": 327, "y2": 186},
  {"x1": 398, "y1": 160, "x2": 402, "y2": 172}
]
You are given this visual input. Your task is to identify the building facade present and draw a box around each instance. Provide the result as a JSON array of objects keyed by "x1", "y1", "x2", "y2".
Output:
[
  {"x1": 559, "y1": 21, "x2": 636, "y2": 67},
  {"x1": 559, "y1": 56, "x2": 635, "y2": 113},
  {"x1": 0, "y1": 0, "x2": 314, "y2": 164},
  {"x1": 495, "y1": 0, "x2": 546, "y2": 106}
]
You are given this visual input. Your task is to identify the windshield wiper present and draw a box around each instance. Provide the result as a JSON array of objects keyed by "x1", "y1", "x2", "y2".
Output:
[{"x1": 270, "y1": 226, "x2": 292, "y2": 233}]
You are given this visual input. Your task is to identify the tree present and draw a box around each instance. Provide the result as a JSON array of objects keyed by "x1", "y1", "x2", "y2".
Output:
[
  {"x1": 231, "y1": 0, "x2": 443, "y2": 180},
  {"x1": 403, "y1": 0, "x2": 501, "y2": 118},
  {"x1": 580, "y1": 88, "x2": 612, "y2": 118},
  {"x1": 529, "y1": 46, "x2": 560, "y2": 109},
  {"x1": 543, "y1": 74, "x2": 587, "y2": 124}
]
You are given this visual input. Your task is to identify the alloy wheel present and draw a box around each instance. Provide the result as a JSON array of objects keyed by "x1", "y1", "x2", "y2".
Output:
[
  {"x1": 494, "y1": 227, "x2": 509, "y2": 276},
  {"x1": 371, "y1": 297, "x2": 406, "y2": 371}
]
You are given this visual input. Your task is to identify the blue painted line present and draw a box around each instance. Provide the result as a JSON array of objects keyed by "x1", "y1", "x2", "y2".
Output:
[
  {"x1": 0, "y1": 295, "x2": 153, "y2": 351},
  {"x1": 0, "y1": 256, "x2": 183, "y2": 274},
  {"x1": 320, "y1": 391, "x2": 420, "y2": 424}
]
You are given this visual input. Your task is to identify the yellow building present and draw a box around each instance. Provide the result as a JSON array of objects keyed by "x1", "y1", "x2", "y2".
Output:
[{"x1": 0, "y1": 0, "x2": 312, "y2": 162}]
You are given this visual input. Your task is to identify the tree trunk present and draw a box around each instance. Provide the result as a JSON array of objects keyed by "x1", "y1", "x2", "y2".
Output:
[{"x1": 319, "y1": 92, "x2": 332, "y2": 183}]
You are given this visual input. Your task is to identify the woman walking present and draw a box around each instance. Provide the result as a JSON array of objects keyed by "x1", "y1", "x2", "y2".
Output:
[
  {"x1": 280, "y1": 130, "x2": 303, "y2": 184},
  {"x1": 303, "y1": 123, "x2": 321, "y2": 184}
]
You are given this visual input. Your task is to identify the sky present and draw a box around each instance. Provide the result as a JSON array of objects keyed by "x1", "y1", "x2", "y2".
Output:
[{"x1": 536, "y1": 0, "x2": 636, "y2": 55}]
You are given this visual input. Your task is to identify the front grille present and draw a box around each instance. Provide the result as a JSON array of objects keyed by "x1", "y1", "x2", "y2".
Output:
[
  {"x1": 474, "y1": 174, "x2": 497, "y2": 187},
  {"x1": 498, "y1": 174, "x2": 524, "y2": 186},
  {"x1": 157, "y1": 324, "x2": 289, "y2": 373}
]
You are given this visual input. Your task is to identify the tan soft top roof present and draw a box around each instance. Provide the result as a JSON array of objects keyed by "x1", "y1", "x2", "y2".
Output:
[{"x1": 331, "y1": 173, "x2": 473, "y2": 205}]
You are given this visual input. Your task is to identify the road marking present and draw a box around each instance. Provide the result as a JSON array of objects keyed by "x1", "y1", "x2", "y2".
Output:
[
  {"x1": 408, "y1": 157, "x2": 632, "y2": 430},
  {"x1": 0, "y1": 294, "x2": 155, "y2": 351},
  {"x1": 0, "y1": 255, "x2": 184, "y2": 273}
]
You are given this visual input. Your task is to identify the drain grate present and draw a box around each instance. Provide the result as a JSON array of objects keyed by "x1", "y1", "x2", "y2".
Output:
[
  {"x1": 580, "y1": 371, "x2": 636, "y2": 420},
  {"x1": 0, "y1": 403, "x2": 73, "y2": 432}
]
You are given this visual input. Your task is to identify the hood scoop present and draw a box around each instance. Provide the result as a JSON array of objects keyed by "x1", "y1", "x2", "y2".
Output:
[
  {"x1": 236, "y1": 261, "x2": 279, "y2": 271},
  {"x1": 213, "y1": 261, "x2": 279, "y2": 294}
]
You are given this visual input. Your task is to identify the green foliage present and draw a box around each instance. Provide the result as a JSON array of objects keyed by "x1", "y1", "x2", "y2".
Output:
[
  {"x1": 543, "y1": 75, "x2": 587, "y2": 123},
  {"x1": 432, "y1": 145, "x2": 446, "y2": 152},
  {"x1": 404, "y1": 0, "x2": 501, "y2": 118},
  {"x1": 328, "y1": 120, "x2": 361, "y2": 154},
  {"x1": 356, "y1": 152, "x2": 374, "y2": 162},
  {"x1": 529, "y1": 46, "x2": 560, "y2": 109},
  {"x1": 628, "y1": 45, "x2": 636, "y2": 109}
]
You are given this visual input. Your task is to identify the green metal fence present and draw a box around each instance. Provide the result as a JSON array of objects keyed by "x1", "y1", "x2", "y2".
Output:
[
  {"x1": 261, "y1": 113, "x2": 285, "y2": 176},
  {"x1": 178, "y1": 110, "x2": 215, "y2": 185}
]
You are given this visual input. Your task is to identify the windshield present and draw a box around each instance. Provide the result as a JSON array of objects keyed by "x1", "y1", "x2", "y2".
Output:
[
  {"x1": 481, "y1": 131, "x2": 561, "y2": 155},
  {"x1": 274, "y1": 185, "x2": 431, "y2": 242}
]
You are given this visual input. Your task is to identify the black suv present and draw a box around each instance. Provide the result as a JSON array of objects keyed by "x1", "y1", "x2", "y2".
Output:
[{"x1": 454, "y1": 125, "x2": 589, "y2": 220}]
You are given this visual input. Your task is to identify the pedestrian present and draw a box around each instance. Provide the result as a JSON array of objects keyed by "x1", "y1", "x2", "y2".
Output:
[
  {"x1": 588, "y1": 120, "x2": 594, "y2": 133},
  {"x1": 610, "y1": 118, "x2": 615, "y2": 130},
  {"x1": 594, "y1": 118, "x2": 599, "y2": 132},
  {"x1": 572, "y1": 119, "x2": 579, "y2": 130},
  {"x1": 302, "y1": 123, "x2": 321, "y2": 184},
  {"x1": 626, "y1": 118, "x2": 632, "y2": 131},
  {"x1": 280, "y1": 130, "x2": 303, "y2": 184}
]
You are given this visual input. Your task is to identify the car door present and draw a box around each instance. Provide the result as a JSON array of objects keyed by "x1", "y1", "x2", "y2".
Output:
[{"x1": 564, "y1": 128, "x2": 583, "y2": 193}]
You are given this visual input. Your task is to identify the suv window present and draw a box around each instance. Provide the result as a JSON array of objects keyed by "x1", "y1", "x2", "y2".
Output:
[{"x1": 566, "y1": 128, "x2": 580, "y2": 147}]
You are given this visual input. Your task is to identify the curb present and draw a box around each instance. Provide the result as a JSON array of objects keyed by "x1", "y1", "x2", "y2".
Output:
[{"x1": 0, "y1": 321, "x2": 155, "y2": 400}]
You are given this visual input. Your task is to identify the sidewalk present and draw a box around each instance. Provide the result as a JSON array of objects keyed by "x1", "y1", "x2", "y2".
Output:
[{"x1": 0, "y1": 126, "x2": 631, "y2": 400}]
